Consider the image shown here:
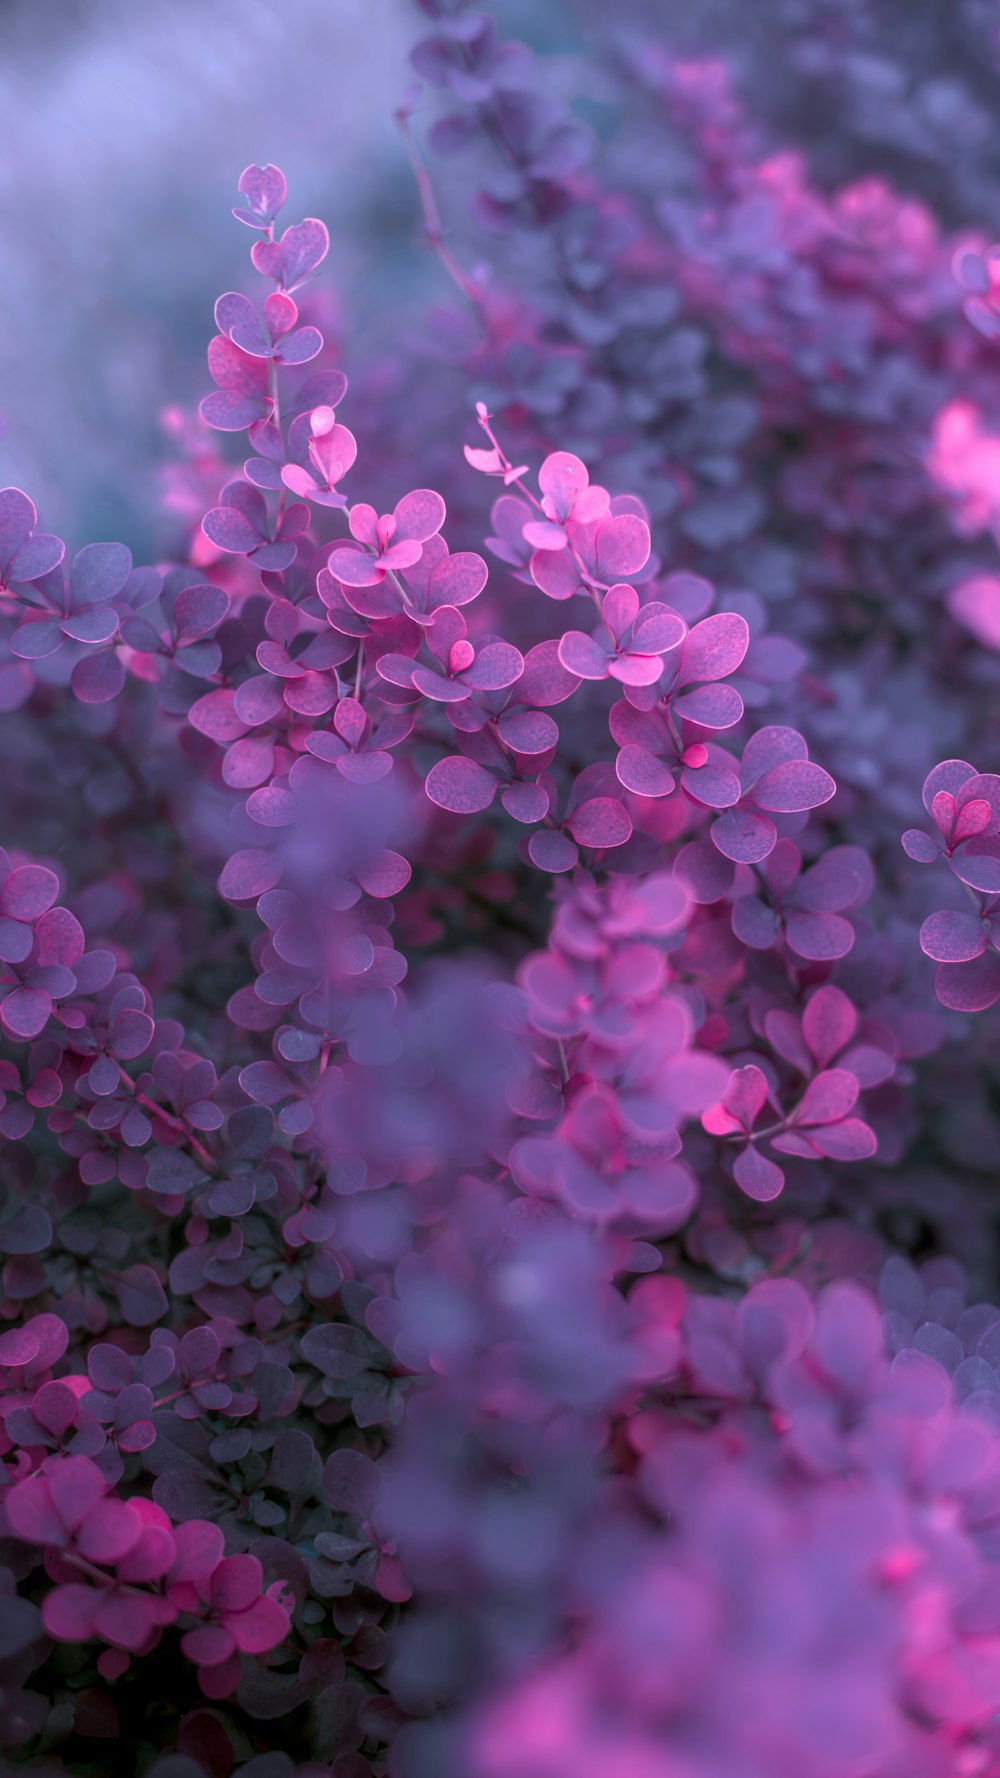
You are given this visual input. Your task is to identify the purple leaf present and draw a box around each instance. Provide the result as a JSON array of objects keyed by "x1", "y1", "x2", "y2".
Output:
[
  {"x1": 425, "y1": 756, "x2": 497, "y2": 814},
  {"x1": 1, "y1": 865, "x2": 58, "y2": 921},
  {"x1": 795, "y1": 1069, "x2": 859, "y2": 1127},
  {"x1": 680, "y1": 761, "x2": 741, "y2": 809},
  {"x1": 233, "y1": 163, "x2": 287, "y2": 229},
  {"x1": 113, "y1": 1009, "x2": 155, "y2": 1060},
  {"x1": 801, "y1": 986, "x2": 857, "y2": 1067},
  {"x1": 741, "y1": 726, "x2": 807, "y2": 785},
  {"x1": 71, "y1": 649, "x2": 125, "y2": 704},
  {"x1": 900, "y1": 828, "x2": 939, "y2": 864},
  {"x1": 921, "y1": 759, "x2": 975, "y2": 815},
  {"x1": 752, "y1": 760, "x2": 837, "y2": 813},
  {"x1": 631, "y1": 606, "x2": 686, "y2": 655},
  {"x1": 711, "y1": 807, "x2": 776, "y2": 864},
  {"x1": 595, "y1": 515, "x2": 650, "y2": 579},
  {"x1": 301, "y1": 1324, "x2": 373, "y2": 1379},
  {"x1": 919, "y1": 910, "x2": 987, "y2": 962},
  {"x1": 175, "y1": 584, "x2": 230, "y2": 640},
  {"x1": 501, "y1": 780, "x2": 550, "y2": 823},
  {"x1": 733, "y1": 1145, "x2": 784, "y2": 1201},
  {"x1": 808, "y1": 1118, "x2": 878, "y2": 1161},
  {"x1": 617, "y1": 745, "x2": 675, "y2": 798},
  {"x1": 935, "y1": 953, "x2": 1000, "y2": 1011},
  {"x1": 462, "y1": 642, "x2": 524, "y2": 691},
  {"x1": 62, "y1": 607, "x2": 120, "y2": 644},
  {"x1": 251, "y1": 219, "x2": 330, "y2": 291},
  {"x1": 1, "y1": 987, "x2": 51, "y2": 1039},
  {"x1": 518, "y1": 639, "x2": 581, "y2": 706},
  {"x1": 324, "y1": 1449, "x2": 378, "y2": 1517},
  {"x1": 678, "y1": 612, "x2": 750, "y2": 683},
  {"x1": 497, "y1": 711, "x2": 558, "y2": 754},
  {"x1": 565, "y1": 797, "x2": 632, "y2": 848},
  {"x1": 218, "y1": 848, "x2": 283, "y2": 902},
  {"x1": 671, "y1": 683, "x2": 744, "y2": 728},
  {"x1": 113, "y1": 1265, "x2": 168, "y2": 1327},
  {"x1": 355, "y1": 851, "x2": 412, "y2": 898},
  {"x1": 70, "y1": 542, "x2": 132, "y2": 608},
  {"x1": 393, "y1": 489, "x2": 446, "y2": 544},
  {"x1": 203, "y1": 506, "x2": 262, "y2": 555},
  {"x1": 528, "y1": 830, "x2": 579, "y2": 873},
  {"x1": 784, "y1": 911, "x2": 855, "y2": 961},
  {"x1": 557, "y1": 631, "x2": 610, "y2": 679}
]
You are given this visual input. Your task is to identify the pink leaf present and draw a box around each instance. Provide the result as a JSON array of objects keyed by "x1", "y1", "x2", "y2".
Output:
[
  {"x1": 801, "y1": 986, "x2": 857, "y2": 1067},
  {"x1": 595, "y1": 515, "x2": 650, "y2": 580},
  {"x1": 795, "y1": 1069, "x2": 859, "y2": 1127},
  {"x1": 43, "y1": 1584, "x2": 100, "y2": 1642},
  {"x1": 393, "y1": 489, "x2": 446, "y2": 544}
]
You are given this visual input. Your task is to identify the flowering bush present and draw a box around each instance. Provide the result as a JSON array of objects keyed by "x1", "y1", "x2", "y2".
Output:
[{"x1": 7, "y1": 0, "x2": 1000, "y2": 1772}]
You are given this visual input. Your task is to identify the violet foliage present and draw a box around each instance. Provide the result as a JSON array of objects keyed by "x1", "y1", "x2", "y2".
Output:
[{"x1": 6, "y1": 1, "x2": 1000, "y2": 1772}]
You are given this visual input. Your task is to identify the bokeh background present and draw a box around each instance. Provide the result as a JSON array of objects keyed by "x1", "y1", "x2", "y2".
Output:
[
  {"x1": 0, "y1": 0, "x2": 589, "y2": 553},
  {"x1": 7, "y1": 0, "x2": 1000, "y2": 557}
]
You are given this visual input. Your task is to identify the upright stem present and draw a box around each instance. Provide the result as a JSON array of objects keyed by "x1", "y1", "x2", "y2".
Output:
[{"x1": 396, "y1": 107, "x2": 486, "y2": 311}]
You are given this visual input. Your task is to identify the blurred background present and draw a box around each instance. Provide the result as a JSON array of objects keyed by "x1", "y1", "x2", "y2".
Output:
[
  {"x1": 0, "y1": 0, "x2": 591, "y2": 553},
  {"x1": 7, "y1": 0, "x2": 1000, "y2": 556}
]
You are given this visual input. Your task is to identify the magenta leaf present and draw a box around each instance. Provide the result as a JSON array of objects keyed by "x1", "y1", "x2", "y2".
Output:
[
  {"x1": 801, "y1": 986, "x2": 857, "y2": 1067},
  {"x1": 595, "y1": 515, "x2": 650, "y2": 580}
]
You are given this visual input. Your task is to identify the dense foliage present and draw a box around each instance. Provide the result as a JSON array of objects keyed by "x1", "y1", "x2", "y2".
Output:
[{"x1": 6, "y1": 1, "x2": 1000, "y2": 1773}]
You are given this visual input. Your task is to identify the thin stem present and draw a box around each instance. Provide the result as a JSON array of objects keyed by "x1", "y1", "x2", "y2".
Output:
[
  {"x1": 116, "y1": 1065, "x2": 216, "y2": 1171},
  {"x1": 396, "y1": 106, "x2": 485, "y2": 310},
  {"x1": 263, "y1": 222, "x2": 288, "y2": 525},
  {"x1": 474, "y1": 408, "x2": 608, "y2": 607}
]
